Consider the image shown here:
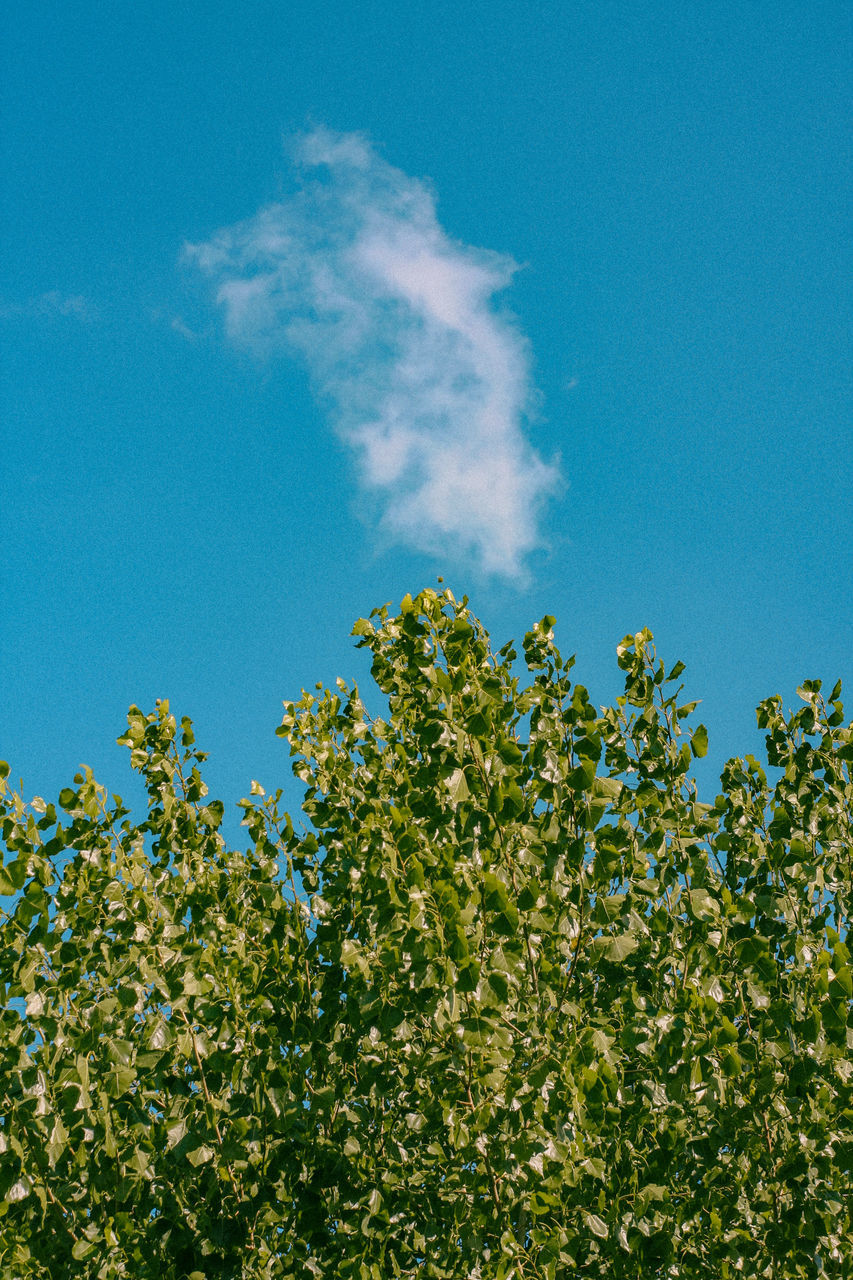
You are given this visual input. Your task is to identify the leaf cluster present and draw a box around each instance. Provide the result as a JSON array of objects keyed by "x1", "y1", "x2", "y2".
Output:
[{"x1": 1, "y1": 588, "x2": 851, "y2": 1278}]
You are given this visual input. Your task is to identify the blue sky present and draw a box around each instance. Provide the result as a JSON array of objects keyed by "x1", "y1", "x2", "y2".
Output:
[{"x1": 2, "y1": 1, "x2": 851, "y2": 834}]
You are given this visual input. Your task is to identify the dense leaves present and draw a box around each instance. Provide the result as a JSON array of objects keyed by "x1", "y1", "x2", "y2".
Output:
[{"x1": 1, "y1": 587, "x2": 851, "y2": 1277}]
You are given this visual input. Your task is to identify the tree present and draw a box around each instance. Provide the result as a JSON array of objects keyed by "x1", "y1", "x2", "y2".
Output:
[{"x1": 1, "y1": 586, "x2": 851, "y2": 1279}]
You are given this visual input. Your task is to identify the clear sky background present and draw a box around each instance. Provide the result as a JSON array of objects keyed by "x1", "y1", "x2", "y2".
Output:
[{"x1": 2, "y1": 1, "x2": 851, "y2": 838}]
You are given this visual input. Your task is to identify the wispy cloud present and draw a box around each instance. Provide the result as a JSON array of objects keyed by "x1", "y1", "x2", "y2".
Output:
[
  {"x1": 0, "y1": 291, "x2": 94, "y2": 321},
  {"x1": 169, "y1": 316, "x2": 199, "y2": 342},
  {"x1": 186, "y1": 127, "x2": 558, "y2": 578}
]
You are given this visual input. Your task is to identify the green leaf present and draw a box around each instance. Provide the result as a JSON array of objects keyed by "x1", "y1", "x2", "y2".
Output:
[
  {"x1": 186, "y1": 1143, "x2": 215, "y2": 1167},
  {"x1": 718, "y1": 1016, "x2": 739, "y2": 1044},
  {"x1": 568, "y1": 756, "x2": 597, "y2": 792},
  {"x1": 0, "y1": 858, "x2": 27, "y2": 895},
  {"x1": 105, "y1": 1065, "x2": 136, "y2": 1098},
  {"x1": 691, "y1": 723, "x2": 709, "y2": 758},
  {"x1": 592, "y1": 776, "x2": 623, "y2": 802},
  {"x1": 166, "y1": 1119, "x2": 188, "y2": 1149},
  {"x1": 446, "y1": 767, "x2": 470, "y2": 805},
  {"x1": 720, "y1": 1046, "x2": 743, "y2": 1077},
  {"x1": 830, "y1": 966, "x2": 852, "y2": 998},
  {"x1": 606, "y1": 932, "x2": 639, "y2": 962},
  {"x1": 47, "y1": 1117, "x2": 69, "y2": 1166}
]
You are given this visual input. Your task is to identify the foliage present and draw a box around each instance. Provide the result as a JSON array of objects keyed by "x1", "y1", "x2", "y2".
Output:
[{"x1": 1, "y1": 586, "x2": 851, "y2": 1278}]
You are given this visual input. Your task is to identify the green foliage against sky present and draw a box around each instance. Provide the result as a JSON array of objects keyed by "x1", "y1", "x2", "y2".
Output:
[{"x1": 1, "y1": 588, "x2": 851, "y2": 1278}]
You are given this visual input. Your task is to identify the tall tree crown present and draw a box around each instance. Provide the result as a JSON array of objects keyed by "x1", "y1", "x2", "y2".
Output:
[{"x1": 1, "y1": 588, "x2": 851, "y2": 1277}]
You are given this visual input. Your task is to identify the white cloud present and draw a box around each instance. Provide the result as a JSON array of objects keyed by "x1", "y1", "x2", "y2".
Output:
[
  {"x1": 186, "y1": 127, "x2": 558, "y2": 579},
  {"x1": 170, "y1": 316, "x2": 199, "y2": 342},
  {"x1": 0, "y1": 291, "x2": 93, "y2": 321}
]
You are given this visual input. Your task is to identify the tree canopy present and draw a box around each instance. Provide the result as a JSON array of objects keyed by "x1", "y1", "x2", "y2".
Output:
[{"x1": 1, "y1": 587, "x2": 851, "y2": 1278}]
